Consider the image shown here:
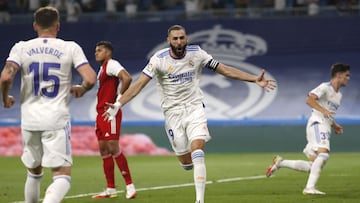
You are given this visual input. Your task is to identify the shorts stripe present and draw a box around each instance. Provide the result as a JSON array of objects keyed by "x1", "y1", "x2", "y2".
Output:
[
  {"x1": 110, "y1": 119, "x2": 116, "y2": 134},
  {"x1": 64, "y1": 122, "x2": 71, "y2": 155},
  {"x1": 313, "y1": 123, "x2": 321, "y2": 144}
]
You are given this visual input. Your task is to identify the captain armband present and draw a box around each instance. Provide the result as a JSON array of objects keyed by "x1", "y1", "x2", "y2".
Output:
[{"x1": 206, "y1": 59, "x2": 219, "y2": 71}]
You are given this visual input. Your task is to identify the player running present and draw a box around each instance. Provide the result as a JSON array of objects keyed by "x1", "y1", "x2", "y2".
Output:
[
  {"x1": 103, "y1": 24, "x2": 276, "y2": 203},
  {"x1": 266, "y1": 63, "x2": 350, "y2": 195}
]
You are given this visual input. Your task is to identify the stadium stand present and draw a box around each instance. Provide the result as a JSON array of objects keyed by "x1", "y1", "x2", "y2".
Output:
[{"x1": 1, "y1": 0, "x2": 360, "y2": 24}]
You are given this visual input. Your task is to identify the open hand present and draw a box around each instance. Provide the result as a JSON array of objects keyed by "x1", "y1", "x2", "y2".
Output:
[
  {"x1": 255, "y1": 70, "x2": 277, "y2": 92},
  {"x1": 102, "y1": 101, "x2": 122, "y2": 121}
]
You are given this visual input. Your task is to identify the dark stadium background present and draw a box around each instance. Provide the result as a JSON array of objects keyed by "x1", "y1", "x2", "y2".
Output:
[{"x1": 0, "y1": 3, "x2": 359, "y2": 153}]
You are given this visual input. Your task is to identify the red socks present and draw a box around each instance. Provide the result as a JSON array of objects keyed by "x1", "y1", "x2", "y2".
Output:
[
  {"x1": 102, "y1": 155, "x2": 115, "y2": 188},
  {"x1": 114, "y1": 152, "x2": 133, "y2": 185}
]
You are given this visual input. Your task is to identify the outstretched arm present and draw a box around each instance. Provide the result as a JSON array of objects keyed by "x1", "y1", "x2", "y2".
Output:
[
  {"x1": 103, "y1": 73, "x2": 151, "y2": 121},
  {"x1": 215, "y1": 63, "x2": 276, "y2": 92},
  {"x1": 0, "y1": 62, "x2": 19, "y2": 108}
]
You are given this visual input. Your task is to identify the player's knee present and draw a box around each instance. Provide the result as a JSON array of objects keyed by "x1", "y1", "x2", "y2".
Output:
[
  {"x1": 318, "y1": 153, "x2": 329, "y2": 161},
  {"x1": 28, "y1": 165, "x2": 43, "y2": 175},
  {"x1": 181, "y1": 163, "x2": 193, "y2": 170}
]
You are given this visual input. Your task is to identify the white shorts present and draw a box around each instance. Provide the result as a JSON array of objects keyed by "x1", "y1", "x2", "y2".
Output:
[
  {"x1": 21, "y1": 123, "x2": 72, "y2": 168},
  {"x1": 303, "y1": 120, "x2": 331, "y2": 158},
  {"x1": 164, "y1": 103, "x2": 211, "y2": 156}
]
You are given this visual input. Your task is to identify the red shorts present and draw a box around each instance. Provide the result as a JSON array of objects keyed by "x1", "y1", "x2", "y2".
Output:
[{"x1": 95, "y1": 111, "x2": 122, "y2": 141}]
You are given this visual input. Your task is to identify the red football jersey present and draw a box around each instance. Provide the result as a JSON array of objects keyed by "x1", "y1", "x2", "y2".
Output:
[{"x1": 96, "y1": 59, "x2": 123, "y2": 114}]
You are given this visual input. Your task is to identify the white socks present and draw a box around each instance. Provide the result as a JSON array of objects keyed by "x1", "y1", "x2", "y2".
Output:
[
  {"x1": 42, "y1": 175, "x2": 71, "y2": 203},
  {"x1": 25, "y1": 171, "x2": 43, "y2": 203},
  {"x1": 305, "y1": 153, "x2": 329, "y2": 189},
  {"x1": 279, "y1": 160, "x2": 312, "y2": 172},
  {"x1": 192, "y1": 149, "x2": 206, "y2": 203}
]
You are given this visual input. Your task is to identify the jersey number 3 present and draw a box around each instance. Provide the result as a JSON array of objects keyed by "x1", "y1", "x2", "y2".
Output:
[{"x1": 29, "y1": 62, "x2": 60, "y2": 98}]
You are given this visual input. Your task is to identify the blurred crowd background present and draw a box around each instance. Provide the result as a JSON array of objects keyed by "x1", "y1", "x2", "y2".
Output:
[{"x1": 0, "y1": 0, "x2": 359, "y2": 23}]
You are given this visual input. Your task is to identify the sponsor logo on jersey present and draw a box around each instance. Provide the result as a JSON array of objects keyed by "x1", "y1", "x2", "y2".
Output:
[{"x1": 128, "y1": 25, "x2": 278, "y2": 120}]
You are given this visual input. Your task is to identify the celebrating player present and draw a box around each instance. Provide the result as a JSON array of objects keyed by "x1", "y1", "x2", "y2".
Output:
[
  {"x1": 266, "y1": 63, "x2": 350, "y2": 195},
  {"x1": 103, "y1": 24, "x2": 276, "y2": 203}
]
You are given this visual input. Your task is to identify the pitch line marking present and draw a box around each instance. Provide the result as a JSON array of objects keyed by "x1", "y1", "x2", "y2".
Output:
[
  {"x1": 68, "y1": 175, "x2": 266, "y2": 199},
  {"x1": 11, "y1": 175, "x2": 266, "y2": 203}
]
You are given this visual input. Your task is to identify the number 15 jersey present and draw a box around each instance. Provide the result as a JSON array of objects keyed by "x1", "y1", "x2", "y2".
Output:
[{"x1": 6, "y1": 37, "x2": 89, "y2": 130}]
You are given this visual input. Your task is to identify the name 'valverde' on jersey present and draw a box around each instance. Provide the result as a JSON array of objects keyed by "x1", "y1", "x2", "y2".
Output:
[
  {"x1": 142, "y1": 45, "x2": 213, "y2": 111},
  {"x1": 6, "y1": 37, "x2": 89, "y2": 131},
  {"x1": 309, "y1": 82, "x2": 342, "y2": 124}
]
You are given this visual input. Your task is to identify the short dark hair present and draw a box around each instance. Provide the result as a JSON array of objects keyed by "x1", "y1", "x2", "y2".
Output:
[
  {"x1": 96, "y1": 41, "x2": 114, "y2": 52},
  {"x1": 167, "y1": 25, "x2": 186, "y2": 36},
  {"x1": 34, "y1": 6, "x2": 59, "y2": 28},
  {"x1": 331, "y1": 63, "x2": 350, "y2": 78}
]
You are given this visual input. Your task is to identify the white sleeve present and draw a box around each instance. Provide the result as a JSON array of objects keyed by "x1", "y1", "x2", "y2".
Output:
[
  {"x1": 70, "y1": 42, "x2": 89, "y2": 69},
  {"x1": 6, "y1": 41, "x2": 24, "y2": 66},
  {"x1": 142, "y1": 55, "x2": 158, "y2": 79},
  {"x1": 310, "y1": 83, "x2": 326, "y2": 98},
  {"x1": 198, "y1": 46, "x2": 214, "y2": 67},
  {"x1": 106, "y1": 59, "x2": 124, "y2": 77}
]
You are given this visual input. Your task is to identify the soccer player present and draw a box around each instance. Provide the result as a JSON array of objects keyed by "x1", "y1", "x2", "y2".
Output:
[
  {"x1": 266, "y1": 63, "x2": 351, "y2": 195},
  {"x1": 0, "y1": 6, "x2": 97, "y2": 203},
  {"x1": 92, "y1": 41, "x2": 136, "y2": 199},
  {"x1": 103, "y1": 25, "x2": 276, "y2": 203}
]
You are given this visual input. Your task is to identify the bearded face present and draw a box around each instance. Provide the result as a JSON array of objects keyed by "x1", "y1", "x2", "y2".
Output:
[
  {"x1": 168, "y1": 29, "x2": 188, "y2": 59},
  {"x1": 170, "y1": 42, "x2": 187, "y2": 58}
]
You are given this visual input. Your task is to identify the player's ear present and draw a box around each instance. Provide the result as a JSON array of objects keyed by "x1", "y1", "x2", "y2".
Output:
[
  {"x1": 33, "y1": 22, "x2": 37, "y2": 32},
  {"x1": 56, "y1": 22, "x2": 60, "y2": 32}
]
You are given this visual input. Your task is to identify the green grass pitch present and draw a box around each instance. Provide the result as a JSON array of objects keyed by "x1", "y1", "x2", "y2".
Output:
[{"x1": 1, "y1": 153, "x2": 359, "y2": 203}]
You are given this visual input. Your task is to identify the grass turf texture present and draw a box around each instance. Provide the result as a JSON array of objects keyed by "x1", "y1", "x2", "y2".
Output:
[{"x1": 1, "y1": 153, "x2": 359, "y2": 203}]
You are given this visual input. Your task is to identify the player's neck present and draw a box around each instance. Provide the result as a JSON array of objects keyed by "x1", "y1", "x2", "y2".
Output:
[
  {"x1": 38, "y1": 34, "x2": 56, "y2": 38},
  {"x1": 330, "y1": 80, "x2": 340, "y2": 92},
  {"x1": 170, "y1": 50, "x2": 186, "y2": 59},
  {"x1": 101, "y1": 58, "x2": 111, "y2": 65},
  {"x1": 38, "y1": 31, "x2": 57, "y2": 38}
]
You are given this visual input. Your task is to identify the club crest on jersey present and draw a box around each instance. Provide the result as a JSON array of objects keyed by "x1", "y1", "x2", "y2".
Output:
[
  {"x1": 189, "y1": 60, "x2": 194, "y2": 67},
  {"x1": 167, "y1": 66, "x2": 174, "y2": 71},
  {"x1": 129, "y1": 25, "x2": 277, "y2": 120}
]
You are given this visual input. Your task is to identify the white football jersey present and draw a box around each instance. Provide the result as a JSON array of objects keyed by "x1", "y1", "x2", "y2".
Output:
[
  {"x1": 142, "y1": 45, "x2": 213, "y2": 111},
  {"x1": 309, "y1": 82, "x2": 342, "y2": 125},
  {"x1": 6, "y1": 37, "x2": 89, "y2": 130}
]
